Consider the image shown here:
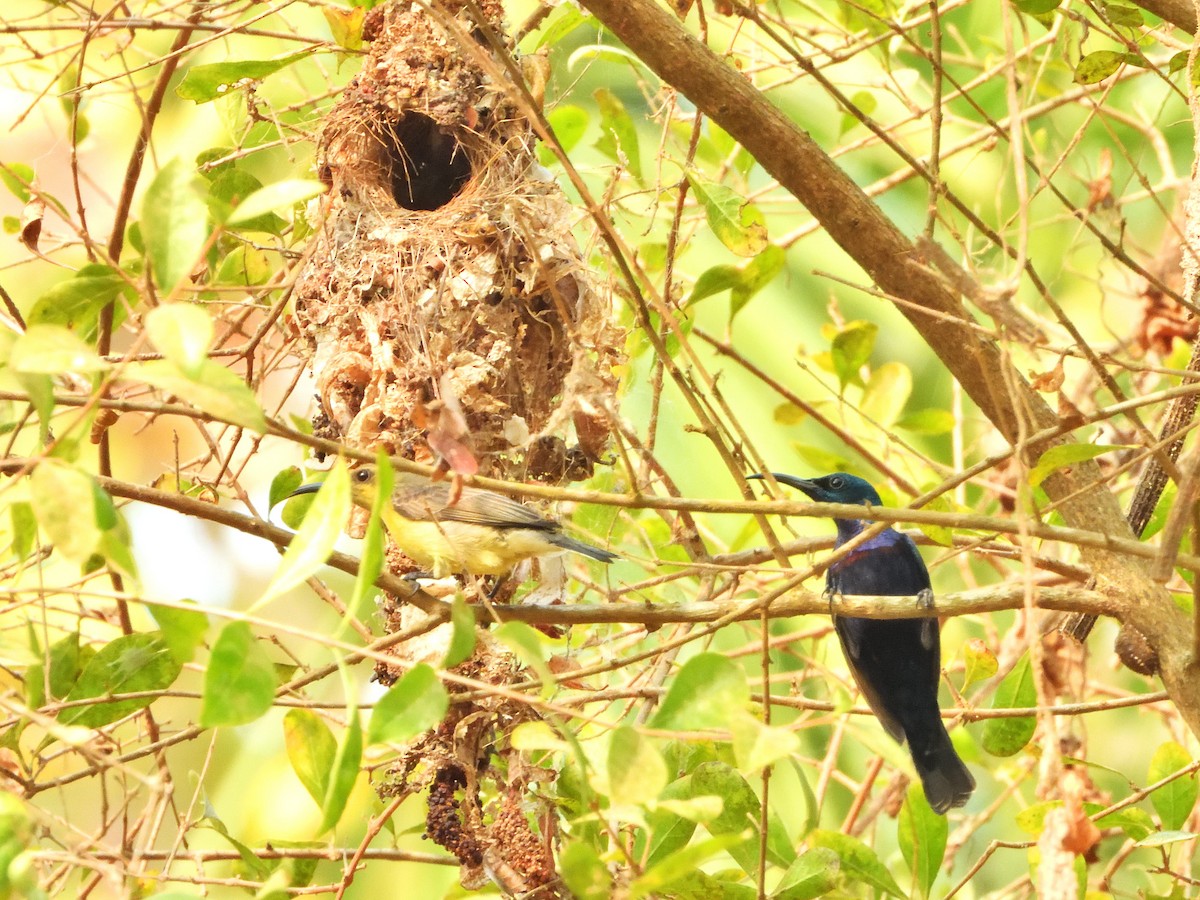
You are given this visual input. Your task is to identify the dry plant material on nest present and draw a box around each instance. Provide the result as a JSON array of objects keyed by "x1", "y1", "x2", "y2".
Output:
[
  {"x1": 293, "y1": 0, "x2": 621, "y2": 484},
  {"x1": 290, "y1": 2, "x2": 621, "y2": 891}
]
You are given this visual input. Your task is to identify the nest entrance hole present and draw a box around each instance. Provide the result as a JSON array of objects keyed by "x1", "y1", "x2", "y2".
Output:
[{"x1": 385, "y1": 113, "x2": 472, "y2": 211}]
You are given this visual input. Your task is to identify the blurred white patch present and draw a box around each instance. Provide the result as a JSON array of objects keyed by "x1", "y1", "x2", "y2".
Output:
[{"x1": 126, "y1": 503, "x2": 238, "y2": 607}]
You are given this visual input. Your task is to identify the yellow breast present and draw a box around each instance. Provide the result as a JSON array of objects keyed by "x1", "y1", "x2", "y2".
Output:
[{"x1": 380, "y1": 507, "x2": 561, "y2": 576}]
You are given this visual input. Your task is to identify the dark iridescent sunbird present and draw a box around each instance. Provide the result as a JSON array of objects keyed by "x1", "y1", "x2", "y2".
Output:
[{"x1": 751, "y1": 471, "x2": 975, "y2": 814}]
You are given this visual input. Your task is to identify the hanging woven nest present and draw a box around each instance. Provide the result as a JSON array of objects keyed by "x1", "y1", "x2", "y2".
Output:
[
  {"x1": 293, "y1": 0, "x2": 621, "y2": 486},
  {"x1": 290, "y1": 3, "x2": 621, "y2": 893}
]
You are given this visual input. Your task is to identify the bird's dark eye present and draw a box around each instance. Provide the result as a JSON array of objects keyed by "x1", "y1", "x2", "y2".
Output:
[
  {"x1": 355, "y1": 469, "x2": 372, "y2": 482},
  {"x1": 828, "y1": 476, "x2": 845, "y2": 489}
]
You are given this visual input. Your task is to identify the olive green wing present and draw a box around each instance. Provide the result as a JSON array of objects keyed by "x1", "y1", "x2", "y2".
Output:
[{"x1": 392, "y1": 482, "x2": 557, "y2": 531}]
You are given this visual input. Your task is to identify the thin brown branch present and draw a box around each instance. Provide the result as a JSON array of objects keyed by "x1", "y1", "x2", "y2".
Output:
[{"x1": 572, "y1": 0, "x2": 1198, "y2": 739}]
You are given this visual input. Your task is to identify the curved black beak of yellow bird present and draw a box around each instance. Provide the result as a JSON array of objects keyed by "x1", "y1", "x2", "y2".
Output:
[{"x1": 285, "y1": 481, "x2": 323, "y2": 499}]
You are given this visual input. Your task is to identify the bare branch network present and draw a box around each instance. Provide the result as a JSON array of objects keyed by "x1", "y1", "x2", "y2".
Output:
[{"x1": 5, "y1": 0, "x2": 1200, "y2": 895}]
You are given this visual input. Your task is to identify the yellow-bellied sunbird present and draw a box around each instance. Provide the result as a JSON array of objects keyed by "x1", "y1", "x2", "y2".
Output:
[{"x1": 288, "y1": 465, "x2": 618, "y2": 578}]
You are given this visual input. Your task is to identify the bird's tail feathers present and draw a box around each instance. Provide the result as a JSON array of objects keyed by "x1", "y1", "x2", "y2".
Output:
[
  {"x1": 911, "y1": 728, "x2": 975, "y2": 814},
  {"x1": 547, "y1": 532, "x2": 618, "y2": 563}
]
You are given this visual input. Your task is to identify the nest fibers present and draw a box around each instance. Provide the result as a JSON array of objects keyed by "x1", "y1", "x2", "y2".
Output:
[
  {"x1": 291, "y1": 5, "x2": 622, "y2": 891},
  {"x1": 293, "y1": 0, "x2": 621, "y2": 482}
]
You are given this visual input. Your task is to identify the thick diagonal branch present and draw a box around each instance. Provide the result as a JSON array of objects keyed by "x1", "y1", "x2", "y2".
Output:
[{"x1": 574, "y1": 0, "x2": 1198, "y2": 730}]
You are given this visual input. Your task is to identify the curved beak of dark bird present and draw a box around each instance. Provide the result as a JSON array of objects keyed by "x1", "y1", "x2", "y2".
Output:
[{"x1": 747, "y1": 472, "x2": 819, "y2": 497}]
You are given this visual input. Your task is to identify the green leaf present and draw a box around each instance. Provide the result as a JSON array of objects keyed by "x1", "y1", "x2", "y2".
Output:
[
  {"x1": 149, "y1": 602, "x2": 208, "y2": 664},
  {"x1": 645, "y1": 803, "x2": 700, "y2": 870},
  {"x1": 195, "y1": 815, "x2": 271, "y2": 878},
  {"x1": 627, "y1": 833, "x2": 749, "y2": 900},
  {"x1": 9, "y1": 501, "x2": 36, "y2": 564},
  {"x1": 322, "y1": 6, "x2": 364, "y2": 52},
  {"x1": 142, "y1": 159, "x2": 210, "y2": 294},
  {"x1": 731, "y1": 245, "x2": 785, "y2": 319},
  {"x1": 649, "y1": 653, "x2": 748, "y2": 731},
  {"x1": 100, "y1": 487, "x2": 137, "y2": 578},
  {"x1": 860, "y1": 361, "x2": 912, "y2": 428},
  {"x1": 914, "y1": 491, "x2": 955, "y2": 547},
  {"x1": 59, "y1": 633, "x2": 181, "y2": 728},
  {"x1": 1105, "y1": 3, "x2": 1144, "y2": 26},
  {"x1": 1135, "y1": 829, "x2": 1199, "y2": 847},
  {"x1": 258, "y1": 459, "x2": 350, "y2": 607},
  {"x1": 607, "y1": 726, "x2": 669, "y2": 808},
  {"x1": 684, "y1": 761, "x2": 794, "y2": 876},
  {"x1": 442, "y1": 593, "x2": 477, "y2": 668},
  {"x1": 961, "y1": 638, "x2": 998, "y2": 688},
  {"x1": 176, "y1": 52, "x2": 311, "y2": 103},
  {"x1": 268, "y1": 467, "x2": 303, "y2": 511},
  {"x1": 686, "y1": 174, "x2": 769, "y2": 258},
  {"x1": 1148, "y1": 741, "x2": 1198, "y2": 831},
  {"x1": 1015, "y1": 0, "x2": 1060, "y2": 11},
  {"x1": 593, "y1": 87, "x2": 642, "y2": 183},
  {"x1": 200, "y1": 622, "x2": 278, "y2": 727},
  {"x1": 531, "y1": 4, "x2": 590, "y2": 49},
  {"x1": 830, "y1": 320, "x2": 878, "y2": 390},
  {"x1": 655, "y1": 796, "x2": 723, "y2": 823},
  {"x1": 1168, "y1": 51, "x2": 1200, "y2": 87},
  {"x1": 558, "y1": 841, "x2": 613, "y2": 900},
  {"x1": 284, "y1": 709, "x2": 337, "y2": 806},
  {"x1": 511, "y1": 720, "x2": 570, "y2": 752},
  {"x1": 730, "y1": 714, "x2": 800, "y2": 773},
  {"x1": 544, "y1": 104, "x2": 589, "y2": 155},
  {"x1": 217, "y1": 249, "x2": 276, "y2": 293},
  {"x1": 17, "y1": 372, "x2": 55, "y2": 444},
  {"x1": 26, "y1": 264, "x2": 130, "y2": 338},
  {"x1": 1028, "y1": 443, "x2": 1131, "y2": 488},
  {"x1": 224, "y1": 179, "x2": 325, "y2": 226},
  {"x1": 773, "y1": 403, "x2": 807, "y2": 426},
  {"x1": 688, "y1": 245, "x2": 786, "y2": 320},
  {"x1": 640, "y1": 869, "x2": 757, "y2": 900},
  {"x1": 1094, "y1": 805, "x2": 1154, "y2": 842},
  {"x1": 773, "y1": 847, "x2": 840, "y2": 900},
  {"x1": 494, "y1": 621, "x2": 557, "y2": 695},
  {"x1": 568, "y1": 44, "x2": 648, "y2": 74},
  {"x1": 1014, "y1": 799, "x2": 1060, "y2": 834},
  {"x1": 1, "y1": 163, "x2": 34, "y2": 202},
  {"x1": 281, "y1": 485, "x2": 315, "y2": 530},
  {"x1": 898, "y1": 784, "x2": 947, "y2": 899},
  {"x1": 26, "y1": 632, "x2": 85, "y2": 709},
  {"x1": 981, "y1": 653, "x2": 1036, "y2": 756},
  {"x1": 839, "y1": 90, "x2": 877, "y2": 137},
  {"x1": 208, "y1": 168, "x2": 285, "y2": 234},
  {"x1": 30, "y1": 460, "x2": 103, "y2": 564},
  {"x1": 146, "y1": 304, "x2": 213, "y2": 378},
  {"x1": 366, "y1": 664, "x2": 448, "y2": 745},
  {"x1": 790, "y1": 759, "x2": 820, "y2": 839},
  {"x1": 1074, "y1": 50, "x2": 1125, "y2": 84},
  {"x1": 1019, "y1": 800, "x2": 1152, "y2": 844},
  {"x1": 10, "y1": 325, "x2": 107, "y2": 375},
  {"x1": 687, "y1": 264, "x2": 744, "y2": 307},
  {"x1": 895, "y1": 408, "x2": 956, "y2": 435},
  {"x1": 128, "y1": 358, "x2": 266, "y2": 433},
  {"x1": 348, "y1": 452, "x2": 391, "y2": 628},
  {"x1": 1143, "y1": 482, "x2": 1177, "y2": 540},
  {"x1": 319, "y1": 711, "x2": 362, "y2": 833},
  {"x1": 809, "y1": 829, "x2": 905, "y2": 897}
]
